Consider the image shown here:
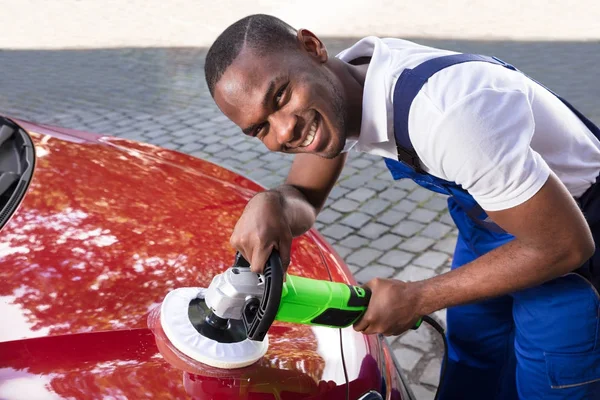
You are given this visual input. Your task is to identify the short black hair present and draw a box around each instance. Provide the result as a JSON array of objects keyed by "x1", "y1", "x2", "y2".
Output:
[{"x1": 204, "y1": 14, "x2": 298, "y2": 97}]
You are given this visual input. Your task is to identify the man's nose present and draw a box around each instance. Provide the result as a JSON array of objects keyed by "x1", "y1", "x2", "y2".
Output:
[{"x1": 269, "y1": 111, "x2": 297, "y2": 147}]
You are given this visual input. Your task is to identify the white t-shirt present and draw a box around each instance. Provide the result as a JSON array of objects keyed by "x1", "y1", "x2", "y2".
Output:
[{"x1": 337, "y1": 37, "x2": 600, "y2": 211}]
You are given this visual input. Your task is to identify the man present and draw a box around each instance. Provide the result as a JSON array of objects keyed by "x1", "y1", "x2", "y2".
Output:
[{"x1": 204, "y1": 14, "x2": 600, "y2": 399}]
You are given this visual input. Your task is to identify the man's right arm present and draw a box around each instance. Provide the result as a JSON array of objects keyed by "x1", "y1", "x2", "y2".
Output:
[{"x1": 230, "y1": 152, "x2": 347, "y2": 272}]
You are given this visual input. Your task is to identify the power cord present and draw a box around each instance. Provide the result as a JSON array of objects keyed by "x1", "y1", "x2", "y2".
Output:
[{"x1": 421, "y1": 315, "x2": 448, "y2": 400}]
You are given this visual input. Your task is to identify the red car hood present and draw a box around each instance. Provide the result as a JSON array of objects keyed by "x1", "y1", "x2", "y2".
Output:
[{"x1": 0, "y1": 119, "x2": 378, "y2": 399}]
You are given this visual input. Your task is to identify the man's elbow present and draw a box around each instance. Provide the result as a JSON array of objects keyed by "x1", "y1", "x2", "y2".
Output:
[{"x1": 563, "y1": 231, "x2": 595, "y2": 271}]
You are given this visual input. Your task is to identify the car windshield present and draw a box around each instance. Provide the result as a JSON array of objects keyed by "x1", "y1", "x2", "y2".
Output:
[{"x1": 0, "y1": 118, "x2": 35, "y2": 230}]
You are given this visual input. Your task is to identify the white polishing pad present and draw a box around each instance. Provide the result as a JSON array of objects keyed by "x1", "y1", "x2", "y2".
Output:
[{"x1": 160, "y1": 287, "x2": 268, "y2": 369}]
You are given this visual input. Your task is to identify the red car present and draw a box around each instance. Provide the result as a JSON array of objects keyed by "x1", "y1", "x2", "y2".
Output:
[{"x1": 0, "y1": 115, "x2": 415, "y2": 399}]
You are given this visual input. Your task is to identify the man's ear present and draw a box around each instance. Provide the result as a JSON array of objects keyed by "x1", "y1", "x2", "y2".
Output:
[{"x1": 296, "y1": 29, "x2": 328, "y2": 63}]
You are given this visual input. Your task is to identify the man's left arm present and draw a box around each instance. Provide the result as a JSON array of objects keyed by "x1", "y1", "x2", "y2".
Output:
[
  {"x1": 355, "y1": 171, "x2": 594, "y2": 335},
  {"x1": 418, "y1": 171, "x2": 594, "y2": 316}
]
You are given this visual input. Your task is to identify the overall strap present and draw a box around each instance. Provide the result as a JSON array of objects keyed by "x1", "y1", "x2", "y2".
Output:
[{"x1": 393, "y1": 54, "x2": 510, "y2": 172}]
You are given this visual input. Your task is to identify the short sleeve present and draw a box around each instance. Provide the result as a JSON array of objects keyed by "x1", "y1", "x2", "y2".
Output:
[{"x1": 418, "y1": 88, "x2": 550, "y2": 211}]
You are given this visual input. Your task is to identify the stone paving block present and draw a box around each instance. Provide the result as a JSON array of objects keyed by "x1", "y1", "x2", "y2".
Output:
[
  {"x1": 433, "y1": 309, "x2": 447, "y2": 329},
  {"x1": 394, "y1": 265, "x2": 436, "y2": 282},
  {"x1": 395, "y1": 179, "x2": 419, "y2": 191},
  {"x1": 321, "y1": 224, "x2": 354, "y2": 240},
  {"x1": 119, "y1": 131, "x2": 147, "y2": 141},
  {"x1": 376, "y1": 170, "x2": 393, "y2": 180},
  {"x1": 233, "y1": 141, "x2": 256, "y2": 152},
  {"x1": 259, "y1": 152, "x2": 284, "y2": 163},
  {"x1": 421, "y1": 221, "x2": 453, "y2": 240},
  {"x1": 397, "y1": 325, "x2": 434, "y2": 352},
  {"x1": 179, "y1": 142, "x2": 205, "y2": 153},
  {"x1": 354, "y1": 265, "x2": 396, "y2": 284},
  {"x1": 394, "y1": 347, "x2": 423, "y2": 372},
  {"x1": 346, "y1": 264, "x2": 361, "y2": 275},
  {"x1": 360, "y1": 199, "x2": 391, "y2": 216},
  {"x1": 143, "y1": 128, "x2": 168, "y2": 138},
  {"x1": 408, "y1": 187, "x2": 434, "y2": 203},
  {"x1": 409, "y1": 208, "x2": 438, "y2": 224},
  {"x1": 260, "y1": 175, "x2": 284, "y2": 188},
  {"x1": 338, "y1": 235, "x2": 370, "y2": 249},
  {"x1": 317, "y1": 209, "x2": 342, "y2": 224},
  {"x1": 440, "y1": 266, "x2": 451, "y2": 274},
  {"x1": 371, "y1": 234, "x2": 403, "y2": 251},
  {"x1": 330, "y1": 198, "x2": 360, "y2": 213},
  {"x1": 340, "y1": 212, "x2": 371, "y2": 229},
  {"x1": 265, "y1": 160, "x2": 290, "y2": 172},
  {"x1": 363, "y1": 166, "x2": 385, "y2": 177},
  {"x1": 339, "y1": 166, "x2": 358, "y2": 179},
  {"x1": 313, "y1": 222, "x2": 324, "y2": 231},
  {"x1": 210, "y1": 114, "x2": 230, "y2": 123},
  {"x1": 410, "y1": 385, "x2": 436, "y2": 400},
  {"x1": 328, "y1": 186, "x2": 350, "y2": 200},
  {"x1": 204, "y1": 143, "x2": 227, "y2": 154},
  {"x1": 190, "y1": 151, "x2": 210, "y2": 159},
  {"x1": 175, "y1": 133, "x2": 203, "y2": 145},
  {"x1": 237, "y1": 151, "x2": 260, "y2": 162},
  {"x1": 347, "y1": 248, "x2": 383, "y2": 267},
  {"x1": 433, "y1": 236, "x2": 458, "y2": 254},
  {"x1": 392, "y1": 221, "x2": 425, "y2": 237},
  {"x1": 423, "y1": 196, "x2": 449, "y2": 212},
  {"x1": 399, "y1": 236, "x2": 435, "y2": 253},
  {"x1": 439, "y1": 212, "x2": 455, "y2": 226},
  {"x1": 169, "y1": 127, "x2": 197, "y2": 137},
  {"x1": 379, "y1": 187, "x2": 409, "y2": 202},
  {"x1": 161, "y1": 142, "x2": 181, "y2": 151},
  {"x1": 346, "y1": 187, "x2": 376, "y2": 202},
  {"x1": 189, "y1": 121, "x2": 218, "y2": 130},
  {"x1": 339, "y1": 174, "x2": 371, "y2": 190},
  {"x1": 243, "y1": 159, "x2": 266, "y2": 171},
  {"x1": 222, "y1": 135, "x2": 246, "y2": 146},
  {"x1": 413, "y1": 251, "x2": 450, "y2": 270},
  {"x1": 197, "y1": 133, "x2": 226, "y2": 145},
  {"x1": 247, "y1": 169, "x2": 272, "y2": 181},
  {"x1": 348, "y1": 157, "x2": 373, "y2": 169},
  {"x1": 379, "y1": 250, "x2": 414, "y2": 268},
  {"x1": 420, "y1": 358, "x2": 443, "y2": 387},
  {"x1": 393, "y1": 199, "x2": 419, "y2": 213},
  {"x1": 365, "y1": 179, "x2": 390, "y2": 192},
  {"x1": 332, "y1": 245, "x2": 352, "y2": 259},
  {"x1": 379, "y1": 210, "x2": 408, "y2": 226},
  {"x1": 358, "y1": 222, "x2": 389, "y2": 239}
]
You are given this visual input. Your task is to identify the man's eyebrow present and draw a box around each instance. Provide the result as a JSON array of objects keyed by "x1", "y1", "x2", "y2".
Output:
[
  {"x1": 241, "y1": 77, "x2": 282, "y2": 135},
  {"x1": 242, "y1": 124, "x2": 257, "y2": 136},
  {"x1": 261, "y1": 78, "x2": 278, "y2": 109}
]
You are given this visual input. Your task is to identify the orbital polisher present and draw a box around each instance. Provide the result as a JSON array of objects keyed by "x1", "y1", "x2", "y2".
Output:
[{"x1": 160, "y1": 251, "x2": 413, "y2": 369}]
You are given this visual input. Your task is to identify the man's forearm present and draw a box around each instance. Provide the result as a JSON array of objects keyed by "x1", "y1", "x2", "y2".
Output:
[
  {"x1": 269, "y1": 184, "x2": 318, "y2": 237},
  {"x1": 416, "y1": 238, "x2": 588, "y2": 316}
]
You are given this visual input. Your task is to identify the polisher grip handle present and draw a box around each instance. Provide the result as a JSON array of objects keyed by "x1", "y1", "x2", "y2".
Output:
[{"x1": 242, "y1": 250, "x2": 284, "y2": 342}]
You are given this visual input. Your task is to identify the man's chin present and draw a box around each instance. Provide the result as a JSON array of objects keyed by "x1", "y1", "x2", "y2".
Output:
[{"x1": 316, "y1": 143, "x2": 345, "y2": 159}]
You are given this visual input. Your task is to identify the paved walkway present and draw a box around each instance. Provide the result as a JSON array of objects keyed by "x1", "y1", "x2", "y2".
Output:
[{"x1": 1, "y1": 6, "x2": 599, "y2": 396}]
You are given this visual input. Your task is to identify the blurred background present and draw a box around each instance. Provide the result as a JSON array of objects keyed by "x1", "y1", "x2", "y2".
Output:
[{"x1": 1, "y1": 1, "x2": 599, "y2": 398}]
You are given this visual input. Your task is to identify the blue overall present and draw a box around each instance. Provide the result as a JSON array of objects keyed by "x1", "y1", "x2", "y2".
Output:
[{"x1": 386, "y1": 54, "x2": 600, "y2": 399}]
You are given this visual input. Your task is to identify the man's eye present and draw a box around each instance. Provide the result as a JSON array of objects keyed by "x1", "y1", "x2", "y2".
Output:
[
  {"x1": 275, "y1": 84, "x2": 288, "y2": 105},
  {"x1": 254, "y1": 123, "x2": 266, "y2": 137}
]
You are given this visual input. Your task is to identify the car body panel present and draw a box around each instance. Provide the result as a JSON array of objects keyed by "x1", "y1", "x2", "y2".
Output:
[{"x1": 0, "y1": 118, "x2": 409, "y2": 399}]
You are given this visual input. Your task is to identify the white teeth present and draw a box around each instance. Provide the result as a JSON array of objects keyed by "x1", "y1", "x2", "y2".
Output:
[{"x1": 301, "y1": 120, "x2": 318, "y2": 147}]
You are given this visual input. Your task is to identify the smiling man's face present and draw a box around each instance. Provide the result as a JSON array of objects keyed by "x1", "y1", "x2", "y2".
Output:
[{"x1": 213, "y1": 34, "x2": 348, "y2": 159}]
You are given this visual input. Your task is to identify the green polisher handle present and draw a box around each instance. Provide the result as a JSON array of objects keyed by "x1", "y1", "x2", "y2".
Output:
[
  {"x1": 275, "y1": 274, "x2": 371, "y2": 328},
  {"x1": 275, "y1": 275, "x2": 423, "y2": 330}
]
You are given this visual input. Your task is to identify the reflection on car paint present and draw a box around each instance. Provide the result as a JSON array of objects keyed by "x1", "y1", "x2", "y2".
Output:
[{"x1": 0, "y1": 128, "x2": 358, "y2": 399}]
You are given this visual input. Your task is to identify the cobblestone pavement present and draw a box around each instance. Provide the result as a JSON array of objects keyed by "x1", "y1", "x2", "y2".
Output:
[{"x1": 1, "y1": 38, "x2": 599, "y2": 398}]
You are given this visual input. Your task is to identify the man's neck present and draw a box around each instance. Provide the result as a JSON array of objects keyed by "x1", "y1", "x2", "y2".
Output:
[{"x1": 328, "y1": 57, "x2": 371, "y2": 139}]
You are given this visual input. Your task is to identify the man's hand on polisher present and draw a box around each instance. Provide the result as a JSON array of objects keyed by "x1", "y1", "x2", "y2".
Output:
[{"x1": 230, "y1": 191, "x2": 293, "y2": 274}]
